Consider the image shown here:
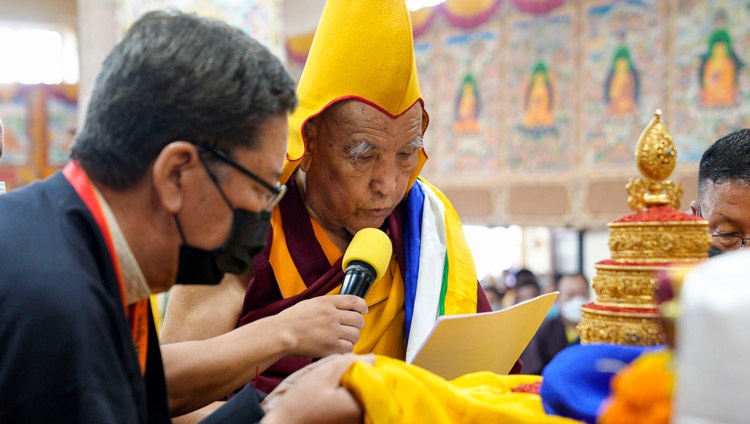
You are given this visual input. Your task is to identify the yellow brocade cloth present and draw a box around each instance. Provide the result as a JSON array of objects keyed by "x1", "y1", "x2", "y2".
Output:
[{"x1": 341, "y1": 356, "x2": 582, "y2": 424}]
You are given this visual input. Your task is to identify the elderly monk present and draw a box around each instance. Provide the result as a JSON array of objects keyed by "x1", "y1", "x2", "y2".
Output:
[{"x1": 162, "y1": 0, "x2": 507, "y2": 419}]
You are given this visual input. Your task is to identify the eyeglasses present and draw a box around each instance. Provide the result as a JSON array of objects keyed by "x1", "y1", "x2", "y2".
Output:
[
  {"x1": 697, "y1": 208, "x2": 749, "y2": 252},
  {"x1": 711, "y1": 233, "x2": 750, "y2": 251},
  {"x1": 196, "y1": 143, "x2": 286, "y2": 211}
]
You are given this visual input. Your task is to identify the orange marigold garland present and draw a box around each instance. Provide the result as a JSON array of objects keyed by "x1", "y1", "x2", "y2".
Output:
[{"x1": 597, "y1": 349, "x2": 675, "y2": 424}]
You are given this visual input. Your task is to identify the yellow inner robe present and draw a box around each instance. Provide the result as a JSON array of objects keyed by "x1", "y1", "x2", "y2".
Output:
[{"x1": 269, "y1": 209, "x2": 406, "y2": 359}]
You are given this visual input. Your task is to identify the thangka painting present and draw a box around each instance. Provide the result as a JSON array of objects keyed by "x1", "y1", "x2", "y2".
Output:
[
  {"x1": 582, "y1": 0, "x2": 665, "y2": 171},
  {"x1": 0, "y1": 85, "x2": 79, "y2": 189},
  {"x1": 413, "y1": 35, "x2": 439, "y2": 176},
  {"x1": 118, "y1": 0, "x2": 283, "y2": 56},
  {"x1": 46, "y1": 86, "x2": 78, "y2": 167},
  {"x1": 507, "y1": 9, "x2": 576, "y2": 174},
  {"x1": 671, "y1": 0, "x2": 750, "y2": 163},
  {"x1": 510, "y1": 0, "x2": 566, "y2": 15},
  {"x1": 0, "y1": 86, "x2": 30, "y2": 166},
  {"x1": 432, "y1": 27, "x2": 503, "y2": 175}
]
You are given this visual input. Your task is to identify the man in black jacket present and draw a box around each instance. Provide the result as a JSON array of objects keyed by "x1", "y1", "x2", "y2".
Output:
[{"x1": 0, "y1": 10, "x2": 369, "y2": 423}]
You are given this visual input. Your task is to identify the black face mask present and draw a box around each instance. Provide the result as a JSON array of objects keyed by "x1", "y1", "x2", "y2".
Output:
[
  {"x1": 174, "y1": 209, "x2": 270, "y2": 285},
  {"x1": 174, "y1": 150, "x2": 274, "y2": 285}
]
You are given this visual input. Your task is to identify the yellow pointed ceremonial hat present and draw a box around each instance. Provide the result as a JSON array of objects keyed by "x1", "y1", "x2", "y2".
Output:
[{"x1": 281, "y1": 0, "x2": 429, "y2": 184}]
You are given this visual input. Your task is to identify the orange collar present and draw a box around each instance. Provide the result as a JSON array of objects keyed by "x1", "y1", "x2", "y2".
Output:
[{"x1": 63, "y1": 162, "x2": 149, "y2": 374}]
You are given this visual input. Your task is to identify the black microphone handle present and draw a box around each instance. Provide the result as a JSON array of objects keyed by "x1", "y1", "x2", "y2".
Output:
[{"x1": 340, "y1": 261, "x2": 377, "y2": 298}]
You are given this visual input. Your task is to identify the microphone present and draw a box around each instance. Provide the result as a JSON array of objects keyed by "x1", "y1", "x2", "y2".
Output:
[{"x1": 340, "y1": 228, "x2": 392, "y2": 298}]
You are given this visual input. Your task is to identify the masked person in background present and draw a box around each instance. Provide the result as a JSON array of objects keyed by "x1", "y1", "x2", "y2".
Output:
[
  {"x1": 520, "y1": 274, "x2": 590, "y2": 375},
  {"x1": 0, "y1": 11, "x2": 372, "y2": 423},
  {"x1": 161, "y1": 1, "x2": 507, "y2": 420},
  {"x1": 690, "y1": 128, "x2": 750, "y2": 257}
]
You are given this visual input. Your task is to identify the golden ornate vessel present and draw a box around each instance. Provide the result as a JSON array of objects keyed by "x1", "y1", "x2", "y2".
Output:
[{"x1": 577, "y1": 110, "x2": 711, "y2": 346}]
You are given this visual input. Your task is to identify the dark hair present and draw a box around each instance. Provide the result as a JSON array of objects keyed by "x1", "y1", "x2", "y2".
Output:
[
  {"x1": 515, "y1": 268, "x2": 536, "y2": 284},
  {"x1": 698, "y1": 128, "x2": 750, "y2": 198},
  {"x1": 555, "y1": 273, "x2": 589, "y2": 290},
  {"x1": 515, "y1": 278, "x2": 541, "y2": 293},
  {"x1": 71, "y1": 10, "x2": 297, "y2": 189}
]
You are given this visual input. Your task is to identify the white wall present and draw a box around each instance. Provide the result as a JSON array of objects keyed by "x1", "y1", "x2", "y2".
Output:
[{"x1": 582, "y1": 229, "x2": 610, "y2": 283}]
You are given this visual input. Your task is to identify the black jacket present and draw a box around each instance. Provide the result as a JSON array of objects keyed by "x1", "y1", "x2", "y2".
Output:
[
  {"x1": 520, "y1": 316, "x2": 578, "y2": 375},
  {"x1": 0, "y1": 172, "x2": 263, "y2": 423}
]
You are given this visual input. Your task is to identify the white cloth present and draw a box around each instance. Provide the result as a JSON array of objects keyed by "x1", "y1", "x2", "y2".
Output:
[
  {"x1": 405, "y1": 180, "x2": 447, "y2": 363},
  {"x1": 674, "y1": 250, "x2": 750, "y2": 424}
]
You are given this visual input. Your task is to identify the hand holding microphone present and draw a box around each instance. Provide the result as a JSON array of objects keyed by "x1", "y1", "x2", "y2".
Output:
[
  {"x1": 340, "y1": 228, "x2": 392, "y2": 298},
  {"x1": 291, "y1": 229, "x2": 390, "y2": 360}
]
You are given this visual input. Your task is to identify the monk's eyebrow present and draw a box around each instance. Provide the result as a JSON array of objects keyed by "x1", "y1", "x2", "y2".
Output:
[
  {"x1": 407, "y1": 136, "x2": 424, "y2": 149},
  {"x1": 347, "y1": 140, "x2": 375, "y2": 161},
  {"x1": 347, "y1": 135, "x2": 423, "y2": 161}
]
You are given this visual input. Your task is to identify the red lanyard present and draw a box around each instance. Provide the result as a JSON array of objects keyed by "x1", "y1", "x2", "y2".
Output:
[{"x1": 63, "y1": 162, "x2": 149, "y2": 374}]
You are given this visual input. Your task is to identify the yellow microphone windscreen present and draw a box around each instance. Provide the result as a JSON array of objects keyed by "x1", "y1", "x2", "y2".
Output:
[{"x1": 342, "y1": 228, "x2": 392, "y2": 282}]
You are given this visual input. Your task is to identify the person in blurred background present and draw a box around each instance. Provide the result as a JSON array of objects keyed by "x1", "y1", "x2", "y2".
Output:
[
  {"x1": 514, "y1": 277, "x2": 542, "y2": 304},
  {"x1": 483, "y1": 285, "x2": 505, "y2": 311},
  {"x1": 521, "y1": 273, "x2": 590, "y2": 374}
]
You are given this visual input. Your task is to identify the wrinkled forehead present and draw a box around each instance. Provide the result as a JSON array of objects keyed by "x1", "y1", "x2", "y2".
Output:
[{"x1": 321, "y1": 99, "x2": 424, "y2": 129}]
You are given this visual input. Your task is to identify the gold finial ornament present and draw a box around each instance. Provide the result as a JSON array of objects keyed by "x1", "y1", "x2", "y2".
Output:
[
  {"x1": 635, "y1": 110, "x2": 676, "y2": 180},
  {"x1": 627, "y1": 110, "x2": 683, "y2": 210},
  {"x1": 577, "y1": 108, "x2": 711, "y2": 347}
]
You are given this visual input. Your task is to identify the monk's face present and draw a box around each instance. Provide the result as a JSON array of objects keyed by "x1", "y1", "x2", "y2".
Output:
[{"x1": 301, "y1": 100, "x2": 423, "y2": 241}]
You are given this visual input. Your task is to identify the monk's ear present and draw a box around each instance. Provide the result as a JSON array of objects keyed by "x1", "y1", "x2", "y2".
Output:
[
  {"x1": 151, "y1": 141, "x2": 201, "y2": 214},
  {"x1": 300, "y1": 119, "x2": 317, "y2": 172}
]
